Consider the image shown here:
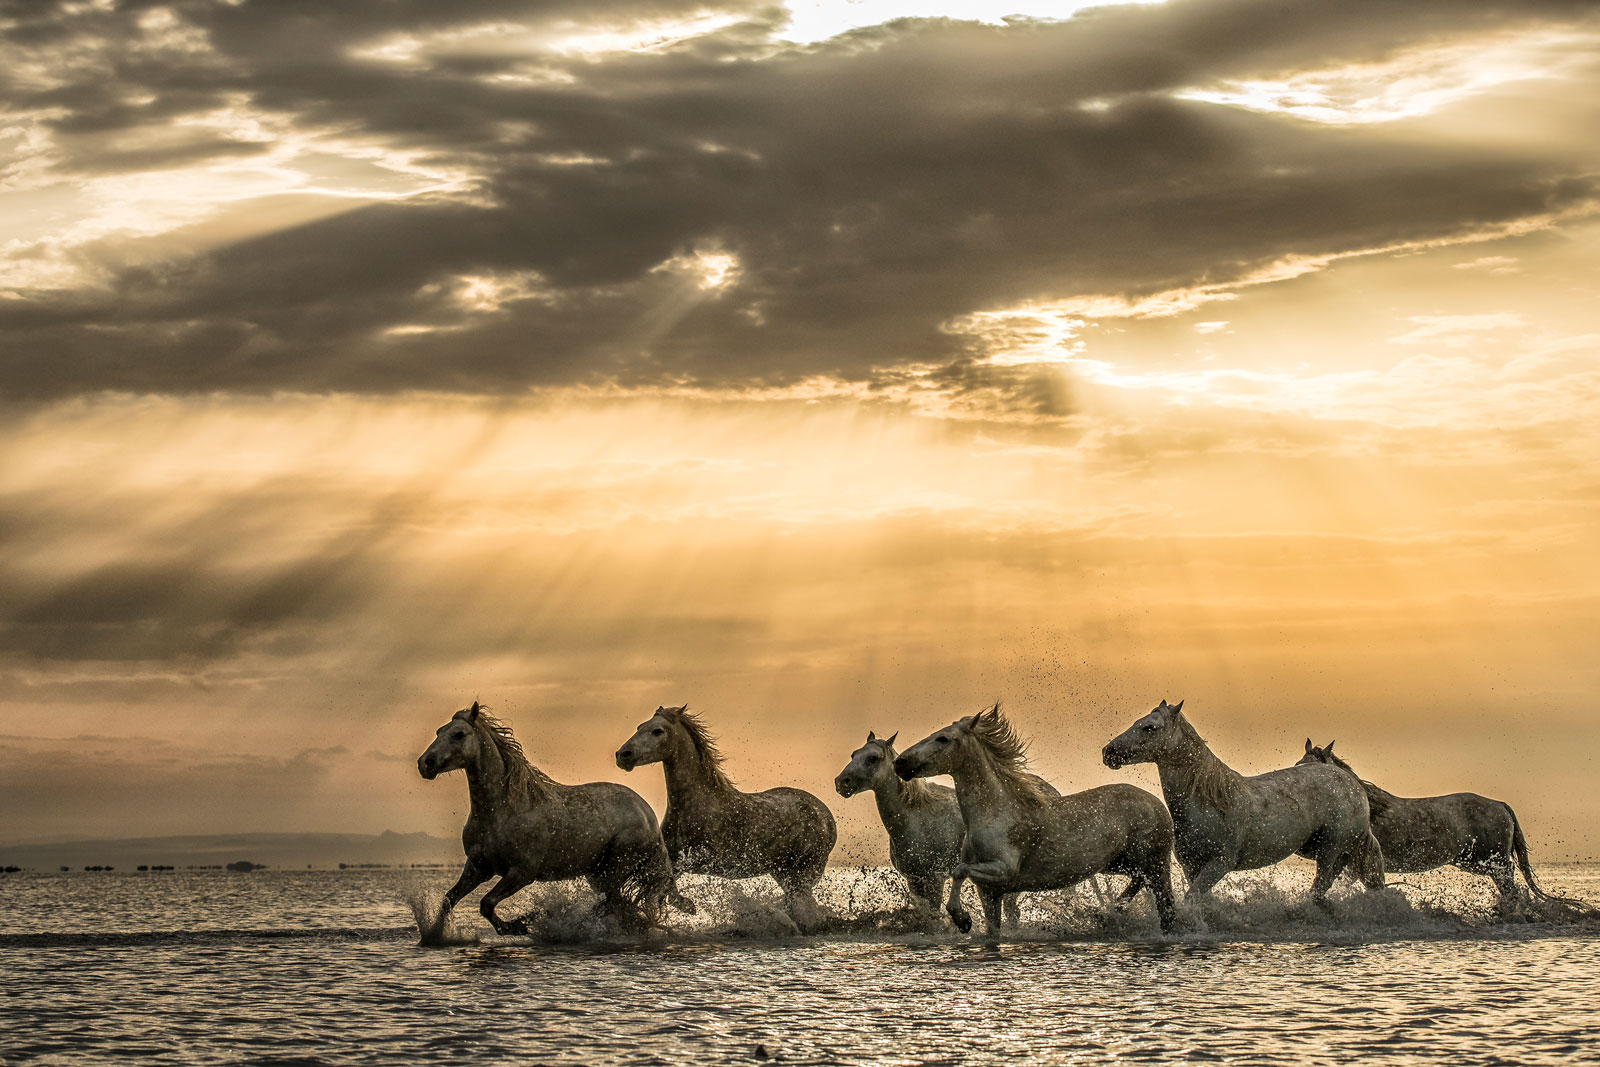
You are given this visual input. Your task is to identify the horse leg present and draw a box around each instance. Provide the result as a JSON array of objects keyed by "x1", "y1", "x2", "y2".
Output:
[
  {"x1": 777, "y1": 865, "x2": 828, "y2": 934},
  {"x1": 1183, "y1": 857, "x2": 1233, "y2": 902},
  {"x1": 1310, "y1": 847, "x2": 1350, "y2": 908},
  {"x1": 1115, "y1": 874, "x2": 1147, "y2": 911},
  {"x1": 1001, "y1": 893, "x2": 1021, "y2": 929},
  {"x1": 978, "y1": 885, "x2": 1005, "y2": 941},
  {"x1": 441, "y1": 858, "x2": 489, "y2": 916},
  {"x1": 1147, "y1": 862, "x2": 1177, "y2": 933},
  {"x1": 946, "y1": 868, "x2": 973, "y2": 933},
  {"x1": 1358, "y1": 830, "x2": 1387, "y2": 891},
  {"x1": 905, "y1": 872, "x2": 944, "y2": 916},
  {"x1": 479, "y1": 873, "x2": 535, "y2": 936},
  {"x1": 1483, "y1": 858, "x2": 1522, "y2": 920}
]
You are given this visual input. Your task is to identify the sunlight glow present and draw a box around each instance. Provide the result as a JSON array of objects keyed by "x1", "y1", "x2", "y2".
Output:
[{"x1": 1178, "y1": 29, "x2": 1586, "y2": 124}]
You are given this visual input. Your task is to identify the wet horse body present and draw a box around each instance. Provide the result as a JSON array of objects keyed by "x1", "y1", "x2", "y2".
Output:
[
  {"x1": 836, "y1": 732, "x2": 965, "y2": 909},
  {"x1": 1103, "y1": 701, "x2": 1385, "y2": 903},
  {"x1": 418, "y1": 702, "x2": 676, "y2": 935},
  {"x1": 896, "y1": 707, "x2": 1176, "y2": 937},
  {"x1": 617, "y1": 705, "x2": 837, "y2": 929},
  {"x1": 1299, "y1": 741, "x2": 1565, "y2": 913},
  {"x1": 834, "y1": 732, "x2": 1044, "y2": 924}
]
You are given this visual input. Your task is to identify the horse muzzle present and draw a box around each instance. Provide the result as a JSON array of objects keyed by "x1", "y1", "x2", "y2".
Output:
[
  {"x1": 892, "y1": 755, "x2": 919, "y2": 780},
  {"x1": 417, "y1": 756, "x2": 438, "y2": 780},
  {"x1": 615, "y1": 749, "x2": 637, "y2": 772},
  {"x1": 834, "y1": 776, "x2": 859, "y2": 798},
  {"x1": 1101, "y1": 746, "x2": 1126, "y2": 770}
]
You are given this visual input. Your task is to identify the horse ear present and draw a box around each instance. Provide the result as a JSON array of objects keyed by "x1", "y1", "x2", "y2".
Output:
[
  {"x1": 867, "y1": 730, "x2": 876, "y2": 742},
  {"x1": 1305, "y1": 738, "x2": 1313, "y2": 754},
  {"x1": 886, "y1": 732, "x2": 898, "y2": 746},
  {"x1": 1171, "y1": 699, "x2": 1184, "y2": 715},
  {"x1": 467, "y1": 701, "x2": 480, "y2": 721},
  {"x1": 1325, "y1": 740, "x2": 1335, "y2": 753}
]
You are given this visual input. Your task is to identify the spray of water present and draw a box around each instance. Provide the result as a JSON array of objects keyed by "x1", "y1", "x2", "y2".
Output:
[
  {"x1": 403, "y1": 864, "x2": 1599, "y2": 946},
  {"x1": 406, "y1": 888, "x2": 481, "y2": 947}
]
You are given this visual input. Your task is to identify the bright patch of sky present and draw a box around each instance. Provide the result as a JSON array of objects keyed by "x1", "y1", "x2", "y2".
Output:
[{"x1": 781, "y1": 0, "x2": 1162, "y2": 42}]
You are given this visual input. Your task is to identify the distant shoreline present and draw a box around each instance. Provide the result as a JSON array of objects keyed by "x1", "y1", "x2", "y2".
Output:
[{"x1": 0, "y1": 831, "x2": 461, "y2": 872}]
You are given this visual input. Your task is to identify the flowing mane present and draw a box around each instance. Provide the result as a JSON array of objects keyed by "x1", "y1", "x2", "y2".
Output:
[
  {"x1": 471, "y1": 711, "x2": 556, "y2": 805},
  {"x1": 662, "y1": 705, "x2": 736, "y2": 790},
  {"x1": 966, "y1": 705, "x2": 1053, "y2": 806},
  {"x1": 1310, "y1": 745, "x2": 1394, "y2": 817},
  {"x1": 1175, "y1": 714, "x2": 1242, "y2": 809},
  {"x1": 877, "y1": 741, "x2": 939, "y2": 808}
]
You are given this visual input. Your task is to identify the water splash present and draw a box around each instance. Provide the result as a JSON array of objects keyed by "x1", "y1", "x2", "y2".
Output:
[
  {"x1": 403, "y1": 864, "x2": 1600, "y2": 947},
  {"x1": 407, "y1": 889, "x2": 480, "y2": 947}
]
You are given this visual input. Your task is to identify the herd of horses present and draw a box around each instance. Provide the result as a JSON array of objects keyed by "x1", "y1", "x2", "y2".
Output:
[{"x1": 416, "y1": 699, "x2": 1580, "y2": 939}]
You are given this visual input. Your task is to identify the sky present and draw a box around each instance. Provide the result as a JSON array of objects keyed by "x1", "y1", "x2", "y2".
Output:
[{"x1": 2, "y1": 0, "x2": 1598, "y2": 861}]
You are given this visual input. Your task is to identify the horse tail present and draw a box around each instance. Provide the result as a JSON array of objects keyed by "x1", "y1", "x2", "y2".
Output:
[
  {"x1": 1506, "y1": 803, "x2": 1598, "y2": 915},
  {"x1": 1506, "y1": 803, "x2": 1548, "y2": 899}
]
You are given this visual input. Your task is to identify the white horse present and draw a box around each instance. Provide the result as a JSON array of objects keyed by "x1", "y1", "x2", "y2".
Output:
[
  {"x1": 1300, "y1": 740, "x2": 1592, "y2": 916},
  {"x1": 616, "y1": 705, "x2": 837, "y2": 931},
  {"x1": 834, "y1": 731, "x2": 1031, "y2": 925},
  {"x1": 417, "y1": 701, "x2": 681, "y2": 935},
  {"x1": 1103, "y1": 700, "x2": 1384, "y2": 904},
  {"x1": 896, "y1": 706, "x2": 1176, "y2": 937}
]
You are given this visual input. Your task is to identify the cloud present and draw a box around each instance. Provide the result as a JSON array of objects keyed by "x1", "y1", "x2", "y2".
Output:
[{"x1": 1, "y1": 0, "x2": 1597, "y2": 399}]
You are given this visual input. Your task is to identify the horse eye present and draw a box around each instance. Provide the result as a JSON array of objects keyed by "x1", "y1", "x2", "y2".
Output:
[
  {"x1": 937, "y1": 736, "x2": 950, "y2": 745},
  {"x1": 454, "y1": 731, "x2": 467, "y2": 739},
  {"x1": 1142, "y1": 723, "x2": 1157, "y2": 732},
  {"x1": 652, "y1": 728, "x2": 665, "y2": 736},
  {"x1": 866, "y1": 755, "x2": 879, "y2": 764}
]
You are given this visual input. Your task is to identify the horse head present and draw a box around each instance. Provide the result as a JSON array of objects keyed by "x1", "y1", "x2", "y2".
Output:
[
  {"x1": 1102, "y1": 699, "x2": 1185, "y2": 769},
  {"x1": 1298, "y1": 739, "x2": 1351, "y2": 772},
  {"x1": 615, "y1": 705, "x2": 684, "y2": 771},
  {"x1": 895, "y1": 711, "x2": 986, "y2": 781},
  {"x1": 418, "y1": 701, "x2": 486, "y2": 779},
  {"x1": 835, "y1": 731, "x2": 899, "y2": 797}
]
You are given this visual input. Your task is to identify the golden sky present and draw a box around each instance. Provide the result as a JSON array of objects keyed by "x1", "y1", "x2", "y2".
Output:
[{"x1": 2, "y1": 0, "x2": 1598, "y2": 859}]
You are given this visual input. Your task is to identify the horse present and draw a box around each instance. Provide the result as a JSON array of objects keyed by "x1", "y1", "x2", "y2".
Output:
[
  {"x1": 417, "y1": 701, "x2": 681, "y2": 936},
  {"x1": 836, "y1": 731, "x2": 1040, "y2": 926},
  {"x1": 1102, "y1": 700, "x2": 1385, "y2": 905},
  {"x1": 894, "y1": 705, "x2": 1176, "y2": 938},
  {"x1": 616, "y1": 705, "x2": 837, "y2": 931},
  {"x1": 1299, "y1": 740, "x2": 1588, "y2": 916}
]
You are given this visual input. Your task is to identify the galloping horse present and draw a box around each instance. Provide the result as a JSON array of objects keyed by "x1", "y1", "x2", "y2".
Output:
[
  {"x1": 616, "y1": 705, "x2": 837, "y2": 930},
  {"x1": 417, "y1": 701, "x2": 680, "y2": 935},
  {"x1": 896, "y1": 706, "x2": 1176, "y2": 937},
  {"x1": 1299, "y1": 740, "x2": 1584, "y2": 915},
  {"x1": 1103, "y1": 700, "x2": 1384, "y2": 904},
  {"x1": 835, "y1": 731, "x2": 1053, "y2": 925}
]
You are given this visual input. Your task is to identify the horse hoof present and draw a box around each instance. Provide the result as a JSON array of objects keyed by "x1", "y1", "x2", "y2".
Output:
[{"x1": 951, "y1": 912, "x2": 972, "y2": 934}]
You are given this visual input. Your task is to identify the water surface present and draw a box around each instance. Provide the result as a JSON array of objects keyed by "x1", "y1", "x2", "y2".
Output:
[{"x1": 2, "y1": 866, "x2": 1595, "y2": 1065}]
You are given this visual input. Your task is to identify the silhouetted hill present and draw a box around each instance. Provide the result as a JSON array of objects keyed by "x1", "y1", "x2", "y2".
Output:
[{"x1": 0, "y1": 831, "x2": 459, "y2": 871}]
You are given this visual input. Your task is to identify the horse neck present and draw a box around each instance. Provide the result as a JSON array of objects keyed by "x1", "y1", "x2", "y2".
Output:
[
  {"x1": 949, "y1": 745, "x2": 1017, "y2": 824},
  {"x1": 1156, "y1": 729, "x2": 1239, "y2": 811},
  {"x1": 871, "y1": 769, "x2": 922, "y2": 826},
  {"x1": 464, "y1": 741, "x2": 512, "y2": 819},
  {"x1": 661, "y1": 736, "x2": 735, "y2": 811}
]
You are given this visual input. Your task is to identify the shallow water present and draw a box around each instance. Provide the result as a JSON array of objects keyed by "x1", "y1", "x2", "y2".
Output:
[{"x1": 2, "y1": 865, "x2": 1597, "y2": 1065}]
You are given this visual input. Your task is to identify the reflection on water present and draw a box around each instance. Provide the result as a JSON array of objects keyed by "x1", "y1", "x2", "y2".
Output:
[{"x1": 0, "y1": 866, "x2": 1596, "y2": 1065}]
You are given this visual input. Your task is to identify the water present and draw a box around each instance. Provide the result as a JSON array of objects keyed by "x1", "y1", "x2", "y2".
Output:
[{"x1": 2, "y1": 865, "x2": 1597, "y2": 1065}]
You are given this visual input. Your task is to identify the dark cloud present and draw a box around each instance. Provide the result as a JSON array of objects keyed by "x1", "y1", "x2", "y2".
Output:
[{"x1": 2, "y1": 0, "x2": 1598, "y2": 399}]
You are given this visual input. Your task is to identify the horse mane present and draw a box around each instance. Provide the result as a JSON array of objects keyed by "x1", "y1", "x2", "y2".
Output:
[
  {"x1": 1312, "y1": 746, "x2": 1395, "y2": 818},
  {"x1": 966, "y1": 705, "x2": 1052, "y2": 806},
  {"x1": 474, "y1": 712, "x2": 556, "y2": 805},
  {"x1": 662, "y1": 705, "x2": 736, "y2": 790},
  {"x1": 1174, "y1": 714, "x2": 1242, "y2": 809},
  {"x1": 878, "y1": 742, "x2": 939, "y2": 808}
]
